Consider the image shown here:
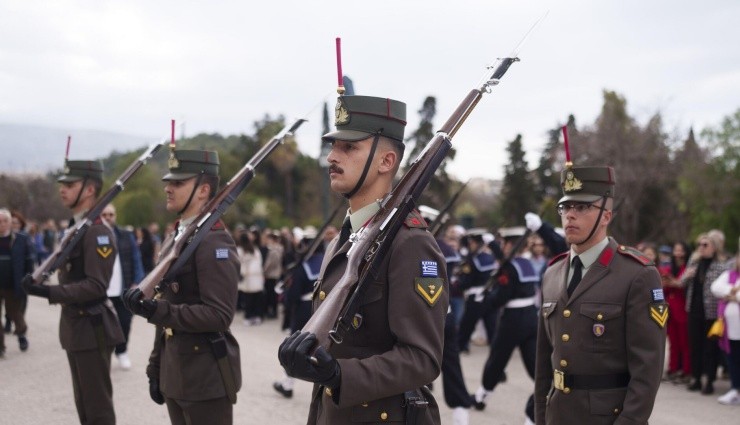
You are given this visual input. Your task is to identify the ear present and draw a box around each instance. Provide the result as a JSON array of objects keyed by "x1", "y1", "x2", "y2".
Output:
[
  {"x1": 377, "y1": 148, "x2": 398, "y2": 175},
  {"x1": 601, "y1": 209, "x2": 613, "y2": 226},
  {"x1": 197, "y1": 182, "x2": 211, "y2": 200}
]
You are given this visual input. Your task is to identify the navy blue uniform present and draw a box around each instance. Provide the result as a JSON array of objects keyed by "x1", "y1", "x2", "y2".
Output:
[
  {"x1": 286, "y1": 253, "x2": 323, "y2": 333},
  {"x1": 457, "y1": 250, "x2": 498, "y2": 352}
]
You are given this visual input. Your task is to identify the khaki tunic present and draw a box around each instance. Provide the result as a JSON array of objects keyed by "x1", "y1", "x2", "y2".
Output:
[
  {"x1": 307, "y1": 218, "x2": 448, "y2": 425},
  {"x1": 146, "y1": 223, "x2": 242, "y2": 402},
  {"x1": 534, "y1": 238, "x2": 666, "y2": 425},
  {"x1": 49, "y1": 220, "x2": 124, "y2": 351}
]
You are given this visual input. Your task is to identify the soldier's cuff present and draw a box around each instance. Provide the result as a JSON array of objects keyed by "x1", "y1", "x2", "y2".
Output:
[{"x1": 147, "y1": 299, "x2": 169, "y2": 324}]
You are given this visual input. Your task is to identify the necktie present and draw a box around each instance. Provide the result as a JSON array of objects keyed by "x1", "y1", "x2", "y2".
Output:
[
  {"x1": 567, "y1": 256, "x2": 583, "y2": 297},
  {"x1": 337, "y1": 217, "x2": 352, "y2": 247}
]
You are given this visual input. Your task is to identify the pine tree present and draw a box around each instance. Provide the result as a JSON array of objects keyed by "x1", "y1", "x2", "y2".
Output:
[{"x1": 498, "y1": 134, "x2": 537, "y2": 225}]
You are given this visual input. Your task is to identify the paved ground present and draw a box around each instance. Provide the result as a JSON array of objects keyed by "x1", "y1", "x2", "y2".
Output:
[{"x1": 1, "y1": 296, "x2": 738, "y2": 424}]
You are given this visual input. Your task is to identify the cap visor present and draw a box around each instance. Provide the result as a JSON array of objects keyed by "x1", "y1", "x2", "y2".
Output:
[
  {"x1": 321, "y1": 129, "x2": 373, "y2": 143},
  {"x1": 57, "y1": 175, "x2": 83, "y2": 183},
  {"x1": 558, "y1": 194, "x2": 603, "y2": 204},
  {"x1": 162, "y1": 172, "x2": 198, "y2": 182}
]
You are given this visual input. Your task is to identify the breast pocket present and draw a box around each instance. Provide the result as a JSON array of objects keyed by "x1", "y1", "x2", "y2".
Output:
[
  {"x1": 541, "y1": 301, "x2": 558, "y2": 341},
  {"x1": 345, "y1": 281, "x2": 386, "y2": 348},
  {"x1": 579, "y1": 303, "x2": 623, "y2": 353}
]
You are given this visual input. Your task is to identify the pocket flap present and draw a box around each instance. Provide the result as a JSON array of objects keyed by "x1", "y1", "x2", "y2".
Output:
[
  {"x1": 588, "y1": 388, "x2": 626, "y2": 415},
  {"x1": 541, "y1": 301, "x2": 558, "y2": 318},
  {"x1": 351, "y1": 395, "x2": 404, "y2": 422},
  {"x1": 579, "y1": 303, "x2": 623, "y2": 321}
]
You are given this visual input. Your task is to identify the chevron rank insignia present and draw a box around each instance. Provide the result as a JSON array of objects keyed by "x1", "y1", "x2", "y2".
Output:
[
  {"x1": 649, "y1": 303, "x2": 669, "y2": 328},
  {"x1": 415, "y1": 277, "x2": 444, "y2": 307},
  {"x1": 96, "y1": 235, "x2": 113, "y2": 259}
]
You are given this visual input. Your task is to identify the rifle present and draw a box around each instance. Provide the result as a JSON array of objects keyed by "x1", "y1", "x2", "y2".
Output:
[
  {"x1": 275, "y1": 201, "x2": 344, "y2": 294},
  {"x1": 482, "y1": 229, "x2": 532, "y2": 293},
  {"x1": 429, "y1": 179, "x2": 469, "y2": 237},
  {"x1": 28, "y1": 143, "x2": 164, "y2": 285},
  {"x1": 138, "y1": 118, "x2": 307, "y2": 299},
  {"x1": 302, "y1": 20, "x2": 542, "y2": 350}
]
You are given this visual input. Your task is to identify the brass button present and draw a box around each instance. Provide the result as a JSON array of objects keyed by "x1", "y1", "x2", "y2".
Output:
[
  {"x1": 563, "y1": 387, "x2": 571, "y2": 394},
  {"x1": 319, "y1": 291, "x2": 326, "y2": 301},
  {"x1": 560, "y1": 359, "x2": 568, "y2": 368},
  {"x1": 613, "y1": 408, "x2": 620, "y2": 414},
  {"x1": 79, "y1": 310, "x2": 85, "y2": 316},
  {"x1": 194, "y1": 345, "x2": 199, "y2": 351},
  {"x1": 562, "y1": 334, "x2": 570, "y2": 342},
  {"x1": 361, "y1": 402, "x2": 368, "y2": 407},
  {"x1": 380, "y1": 412, "x2": 388, "y2": 421},
  {"x1": 596, "y1": 313, "x2": 604, "y2": 321},
  {"x1": 563, "y1": 309, "x2": 571, "y2": 318},
  {"x1": 325, "y1": 387, "x2": 332, "y2": 397}
]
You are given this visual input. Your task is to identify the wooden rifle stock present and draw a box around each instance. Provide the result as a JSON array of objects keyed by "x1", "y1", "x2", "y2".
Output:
[
  {"x1": 138, "y1": 118, "x2": 307, "y2": 299},
  {"x1": 29, "y1": 143, "x2": 163, "y2": 285},
  {"x1": 302, "y1": 56, "x2": 522, "y2": 351}
]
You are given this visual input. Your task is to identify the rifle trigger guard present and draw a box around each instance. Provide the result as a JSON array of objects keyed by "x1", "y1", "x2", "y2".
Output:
[{"x1": 329, "y1": 329, "x2": 343, "y2": 345}]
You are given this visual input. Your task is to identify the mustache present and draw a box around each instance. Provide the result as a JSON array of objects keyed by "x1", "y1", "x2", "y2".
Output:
[{"x1": 328, "y1": 165, "x2": 343, "y2": 174}]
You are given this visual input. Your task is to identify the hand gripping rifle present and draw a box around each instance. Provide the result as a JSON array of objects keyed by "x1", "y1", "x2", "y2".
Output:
[
  {"x1": 275, "y1": 202, "x2": 344, "y2": 294},
  {"x1": 429, "y1": 179, "x2": 469, "y2": 237},
  {"x1": 137, "y1": 118, "x2": 307, "y2": 299},
  {"x1": 302, "y1": 19, "x2": 543, "y2": 351},
  {"x1": 27, "y1": 143, "x2": 164, "y2": 285}
]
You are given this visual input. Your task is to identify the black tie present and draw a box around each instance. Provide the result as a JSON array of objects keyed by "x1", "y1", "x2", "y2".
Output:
[
  {"x1": 338, "y1": 217, "x2": 352, "y2": 247},
  {"x1": 68, "y1": 217, "x2": 75, "y2": 227},
  {"x1": 567, "y1": 256, "x2": 583, "y2": 297}
]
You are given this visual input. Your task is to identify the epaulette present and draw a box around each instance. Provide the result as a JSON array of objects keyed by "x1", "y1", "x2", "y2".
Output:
[
  {"x1": 404, "y1": 210, "x2": 428, "y2": 229},
  {"x1": 617, "y1": 245, "x2": 654, "y2": 266},
  {"x1": 548, "y1": 251, "x2": 568, "y2": 266}
]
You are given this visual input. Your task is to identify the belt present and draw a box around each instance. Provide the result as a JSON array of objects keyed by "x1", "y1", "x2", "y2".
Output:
[
  {"x1": 553, "y1": 370, "x2": 630, "y2": 392},
  {"x1": 300, "y1": 292, "x2": 313, "y2": 301},
  {"x1": 505, "y1": 296, "x2": 536, "y2": 308}
]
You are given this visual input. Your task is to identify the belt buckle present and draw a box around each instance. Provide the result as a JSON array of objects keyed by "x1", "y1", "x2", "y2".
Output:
[
  {"x1": 553, "y1": 369, "x2": 565, "y2": 391},
  {"x1": 165, "y1": 327, "x2": 173, "y2": 339}
]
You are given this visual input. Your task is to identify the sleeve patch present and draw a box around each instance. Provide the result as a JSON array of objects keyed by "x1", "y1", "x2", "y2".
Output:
[
  {"x1": 651, "y1": 289, "x2": 665, "y2": 302},
  {"x1": 649, "y1": 303, "x2": 669, "y2": 328},
  {"x1": 215, "y1": 248, "x2": 230, "y2": 259},
  {"x1": 421, "y1": 260, "x2": 438, "y2": 277},
  {"x1": 97, "y1": 235, "x2": 111, "y2": 245},
  {"x1": 415, "y1": 277, "x2": 444, "y2": 307},
  {"x1": 96, "y1": 246, "x2": 113, "y2": 258}
]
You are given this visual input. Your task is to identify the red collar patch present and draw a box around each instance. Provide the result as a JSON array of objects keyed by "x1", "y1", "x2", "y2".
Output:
[
  {"x1": 598, "y1": 247, "x2": 614, "y2": 266},
  {"x1": 404, "y1": 210, "x2": 428, "y2": 229},
  {"x1": 548, "y1": 251, "x2": 568, "y2": 266}
]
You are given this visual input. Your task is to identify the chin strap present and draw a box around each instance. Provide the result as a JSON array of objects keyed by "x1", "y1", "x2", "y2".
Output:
[
  {"x1": 575, "y1": 197, "x2": 608, "y2": 246},
  {"x1": 342, "y1": 132, "x2": 381, "y2": 199},
  {"x1": 70, "y1": 176, "x2": 89, "y2": 209},
  {"x1": 178, "y1": 173, "x2": 204, "y2": 216}
]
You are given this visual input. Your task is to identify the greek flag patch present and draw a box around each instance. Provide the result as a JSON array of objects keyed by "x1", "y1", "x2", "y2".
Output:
[
  {"x1": 215, "y1": 248, "x2": 229, "y2": 259},
  {"x1": 421, "y1": 261, "x2": 438, "y2": 277},
  {"x1": 651, "y1": 288, "x2": 665, "y2": 302},
  {"x1": 97, "y1": 235, "x2": 110, "y2": 245}
]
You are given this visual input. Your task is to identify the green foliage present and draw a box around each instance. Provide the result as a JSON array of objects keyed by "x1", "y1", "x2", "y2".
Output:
[{"x1": 497, "y1": 134, "x2": 537, "y2": 225}]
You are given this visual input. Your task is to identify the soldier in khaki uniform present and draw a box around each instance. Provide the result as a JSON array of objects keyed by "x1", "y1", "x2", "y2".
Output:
[
  {"x1": 24, "y1": 160, "x2": 124, "y2": 425},
  {"x1": 534, "y1": 165, "x2": 667, "y2": 424},
  {"x1": 124, "y1": 150, "x2": 241, "y2": 425},
  {"x1": 279, "y1": 95, "x2": 449, "y2": 424}
]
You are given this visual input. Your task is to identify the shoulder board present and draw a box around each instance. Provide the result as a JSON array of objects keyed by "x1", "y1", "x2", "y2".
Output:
[
  {"x1": 617, "y1": 245, "x2": 654, "y2": 266},
  {"x1": 404, "y1": 210, "x2": 428, "y2": 229},
  {"x1": 548, "y1": 251, "x2": 568, "y2": 266},
  {"x1": 211, "y1": 220, "x2": 225, "y2": 231}
]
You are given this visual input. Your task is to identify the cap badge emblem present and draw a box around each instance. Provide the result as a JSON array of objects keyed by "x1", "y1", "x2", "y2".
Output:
[
  {"x1": 168, "y1": 151, "x2": 180, "y2": 169},
  {"x1": 335, "y1": 99, "x2": 350, "y2": 126},
  {"x1": 563, "y1": 170, "x2": 583, "y2": 192}
]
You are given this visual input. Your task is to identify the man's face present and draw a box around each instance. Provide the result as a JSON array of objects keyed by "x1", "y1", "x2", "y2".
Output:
[
  {"x1": 326, "y1": 137, "x2": 374, "y2": 194},
  {"x1": 59, "y1": 181, "x2": 84, "y2": 208},
  {"x1": 324, "y1": 226, "x2": 338, "y2": 242},
  {"x1": 559, "y1": 201, "x2": 611, "y2": 246},
  {"x1": 0, "y1": 214, "x2": 10, "y2": 235},
  {"x1": 164, "y1": 178, "x2": 197, "y2": 213},
  {"x1": 101, "y1": 205, "x2": 117, "y2": 225}
]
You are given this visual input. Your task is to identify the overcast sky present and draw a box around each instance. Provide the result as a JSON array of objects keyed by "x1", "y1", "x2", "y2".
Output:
[{"x1": 1, "y1": 0, "x2": 738, "y2": 180}]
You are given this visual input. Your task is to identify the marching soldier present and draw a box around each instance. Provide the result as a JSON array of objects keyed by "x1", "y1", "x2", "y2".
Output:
[
  {"x1": 473, "y1": 226, "x2": 539, "y2": 425},
  {"x1": 24, "y1": 159, "x2": 124, "y2": 424},
  {"x1": 534, "y1": 165, "x2": 666, "y2": 424},
  {"x1": 124, "y1": 149, "x2": 241, "y2": 425},
  {"x1": 278, "y1": 95, "x2": 449, "y2": 424}
]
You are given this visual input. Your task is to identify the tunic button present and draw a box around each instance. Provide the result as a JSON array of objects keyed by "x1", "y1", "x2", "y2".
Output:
[
  {"x1": 194, "y1": 345, "x2": 199, "y2": 351},
  {"x1": 563, "y1": 309, "x2": 571, "y2": 318},
  {"x1": 563, "y1": 387, "x2": 571, "y2": 394},
  {"x1": 597, "y1": 313, "x2": 604, "y2": 321},
  {"x1": 613, "y1": 408, "x2": 620, "y2": 414},
  {"x1": 560, "y1": 359, "x2": 568, "y2": 367},
  {"x1": 562, "y1": 334, "x2": 570, "y2": 342},
  {"x1": 319, "y1": 291, "x2": 326, "y2": 301},
  {"x1": 361, "y1": 402, "x2": 368, "y2": 407},
  {"x1": 380, "y1": 412, "x2": 388, "y2": 420},
  {"x1": 325, "y1": 387, "x2": 332, "y2": 397}
]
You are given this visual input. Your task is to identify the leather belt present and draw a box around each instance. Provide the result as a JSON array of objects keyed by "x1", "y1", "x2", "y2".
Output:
[
  {"x1": 554, "y1": 370, "x2": 630, "y2": 392},
  {"x1": 505, "y1": 296, "x2": 536, "y2": 308}
]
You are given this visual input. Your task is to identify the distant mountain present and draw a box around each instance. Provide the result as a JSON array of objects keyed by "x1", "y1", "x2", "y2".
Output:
[{"x1": 0, "y1": 123, "x2": 154, "y2": 173}]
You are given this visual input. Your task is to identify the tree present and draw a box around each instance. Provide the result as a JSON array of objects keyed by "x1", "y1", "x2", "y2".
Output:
[{"x1": 497, "y1": 134, "x2": 537, "y2": 225}]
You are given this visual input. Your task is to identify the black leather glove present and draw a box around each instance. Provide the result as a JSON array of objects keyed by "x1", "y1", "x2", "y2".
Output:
[
  {"x1": 122, "y1": 288, "x2": 157, "y2": 319},
  {"x1": 148, "y1": 377, "x2": 165, "y2": 405},
  {"x1": 278, "y1": 331, "x2": 341, "y2": 389},
  {"x1": 22, "y1": 275, "x2": 50, "y2": 298}
]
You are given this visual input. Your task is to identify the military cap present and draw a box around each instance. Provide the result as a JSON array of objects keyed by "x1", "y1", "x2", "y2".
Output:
[
  {"x1": 418, "y1": 205, "x2": 440, "y2": 222},
  {"x1": 162, "y1": 149, "x2": 220, "y2": 181},
  {"x1": 559, "y1": 166, "x2": 616, "y2": 204},
  {"x1": 58, "y1": 160, "x2": 104, "y2": 183},
  {"x1": 302, "y1": 225, "x2": 318, "y2": 240},
  {"x1": 322, "y1": 95, "x2": 407, "y2": 144},
  {"x1": 498, "y1": 226, "x2": 527, "y2": 240}
]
